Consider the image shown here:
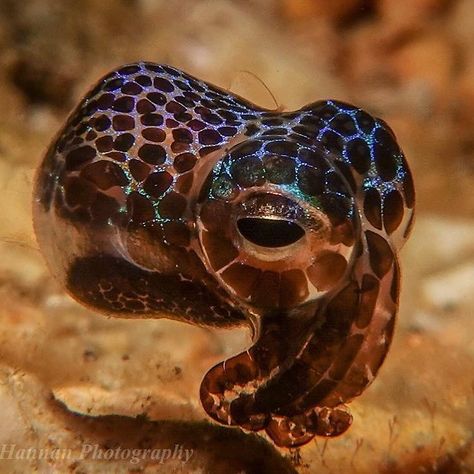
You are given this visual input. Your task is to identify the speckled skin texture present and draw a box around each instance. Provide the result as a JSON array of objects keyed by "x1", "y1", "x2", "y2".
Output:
[{"x1": 33, "y1": 62, "x2": 415, "y2": 448}]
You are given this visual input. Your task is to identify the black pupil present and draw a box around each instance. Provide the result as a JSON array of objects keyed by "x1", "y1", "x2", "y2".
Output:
[{"x1": 237, "y1": 217, "x2": 305, "y2": 248}]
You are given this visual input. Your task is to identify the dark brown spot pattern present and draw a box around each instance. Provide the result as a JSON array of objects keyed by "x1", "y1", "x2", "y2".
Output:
[
  {"x1": 138, "y1": 144, "x2": 166, "y2": 164},
  {"x1": 143, "y1": 172, "x2": 173, "y2": 198},
  {"x1": 65, "y1": 145, "x2": 96, "y2": 170},
  {"x1": 307, "y1": 252, "x2": 347, "y2": 290},
  {"x1": 80, "y1": 161, "x2": 128, "y2": 190},
  {"x1": 365, "y1": 230, "x2": 394, "y2": 277},
  {"x1": 364, "y1": 188, "x2": 382, "y2": 230},
  {"x1": 383, "y1": 190, "x2": 404, "y2": 234},
  {"x1": 33, "y1": 62, "x2": 414, "y2": 450}
]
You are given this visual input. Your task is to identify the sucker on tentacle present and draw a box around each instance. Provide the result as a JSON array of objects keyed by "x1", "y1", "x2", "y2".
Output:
[{"x1": 33, "y1": 62, "x2": 415, "y2": 448}]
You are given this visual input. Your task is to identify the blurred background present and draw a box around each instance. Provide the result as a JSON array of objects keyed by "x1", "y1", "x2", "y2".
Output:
[{"x1": 0, "y1": 0, "x2": 472, "y2": 472}]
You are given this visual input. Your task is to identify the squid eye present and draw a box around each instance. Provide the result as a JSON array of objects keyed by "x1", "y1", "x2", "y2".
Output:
[{"x1": 237, "y1": 217, "x2": 305, "y2": 248}]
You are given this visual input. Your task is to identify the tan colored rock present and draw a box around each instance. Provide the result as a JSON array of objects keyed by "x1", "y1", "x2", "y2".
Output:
[
  {"x1": 454, "y1": 57, "x2": 474, "y2": 125},
  {"x1": 53, "y1": 384, "x2": 202, "y2": 421},
  {"x1": 404, "y1": 215, "x2": 474, "y2": 275},
  {"x1": 280, "y1": 0, "x2": 363, "y2": 22},
  {"x1": 422, "y1": 261, "x2": 474, "y2": 310},
  {"x1": 390, "y1": 36, "x2": 455, "y2": 108},
  {"x1": 448, "y1": 0, "x2": 474, "y2": 46},
  {"x1": 378, "y1": 0, "x2": 452, "y2": 26},
  {"x1": 0, "y1": 366, "x2": 297, "y2": 473}
]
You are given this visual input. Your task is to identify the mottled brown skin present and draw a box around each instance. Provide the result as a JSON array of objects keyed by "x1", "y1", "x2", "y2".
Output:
[{"x1": 33, "y1": 62, "x2": 415, "y2": 447}]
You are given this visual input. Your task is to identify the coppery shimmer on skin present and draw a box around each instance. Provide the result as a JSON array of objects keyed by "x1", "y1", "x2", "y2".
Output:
[{"x1": 33, "y1": 62, "x2": 415, "y2": 448}]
